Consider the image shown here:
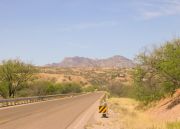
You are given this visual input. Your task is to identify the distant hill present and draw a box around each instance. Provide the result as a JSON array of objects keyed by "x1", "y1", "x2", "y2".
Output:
[{"x1": 46, "y1": 55, "x2": 135, "y2": 68}]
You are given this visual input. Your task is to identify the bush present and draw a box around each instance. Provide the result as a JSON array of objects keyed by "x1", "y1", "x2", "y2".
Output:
[
  {"x1": 60, "y1": 83, "x2": 82, "y2": 94},
  {"x1": 15, "y1": 81, "x2": 83, "y2": 97},
  {"x1": 0, "y1": 82, "x2": 9, "y2": 98},
  {"x1": 133, "y1": 67, "x2": 165, "y2": 104},
  {"x1": 30, "y1": 81, "x2": 54, "y2": 96},
  {"x1": 133, "y1": 83, "x2": 164, "y2": 105},
  {"x1": 108, "y1": 82, "x2": 133, "y2": 97},
  {"x1": 83, "y1": 85, "x2": 99, "y2": 92},
  {"x1": 16, "y1": 88, "x2": 33, "y2": 97}
]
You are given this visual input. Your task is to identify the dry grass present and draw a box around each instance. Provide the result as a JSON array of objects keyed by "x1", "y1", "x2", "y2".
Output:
[
  {"x1": 108, "y1": 98, "x2": 166, "y2": 129},
  {"x1": 166, "y1": 121, "x2": 180, "y2": 129},
  {"x1": 36, "y1": 73, "x2": 88, "y2": 85},
  {"x1": 37, "y1": 67, "x2": 133, "y2": 87},
  {"x1": 87, "y1": 98, "x2": 180, "y2": 129}
]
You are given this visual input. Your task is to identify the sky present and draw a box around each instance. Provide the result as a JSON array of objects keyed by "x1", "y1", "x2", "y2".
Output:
[{"x1": 0, "y1": 0, "x2": 180, "y2": 65}]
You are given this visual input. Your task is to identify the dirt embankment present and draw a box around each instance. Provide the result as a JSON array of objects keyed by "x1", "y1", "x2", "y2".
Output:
[{"x1": 148, "y1": 89, "x2": 180, "y2": 121}]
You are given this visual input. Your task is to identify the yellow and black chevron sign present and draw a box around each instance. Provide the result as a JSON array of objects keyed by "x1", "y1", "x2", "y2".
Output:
[{"x1": 99, "y1": 106, "x2": 107, "y2": 113}]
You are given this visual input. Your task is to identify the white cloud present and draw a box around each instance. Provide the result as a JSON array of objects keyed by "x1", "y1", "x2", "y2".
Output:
[
  {"x1": 138, "y1": 0, "x2": 180, "y2": 20},
  {"x1": 142, "y1": 11, "x2": 162, "y2": 20}
]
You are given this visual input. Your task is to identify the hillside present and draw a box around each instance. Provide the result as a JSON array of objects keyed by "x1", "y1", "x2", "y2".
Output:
[
  {"x1": 46, "y1": 55, "x2": 135, "y2": 68},
  {"x1": 38, "y1": 67, "x2": 133, "y2": 87}
]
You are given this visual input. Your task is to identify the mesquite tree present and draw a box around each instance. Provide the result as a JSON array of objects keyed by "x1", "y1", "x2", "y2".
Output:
[
  {"x1": 0, "y1": 59, "x2": 36, "y2": 98},
  {"x1": 133, "y1": 39, "x2": 180, "y2": 104}
]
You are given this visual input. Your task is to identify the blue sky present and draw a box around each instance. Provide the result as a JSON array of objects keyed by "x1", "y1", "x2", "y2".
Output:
[{"x1": 0, "y1": 0, "x2": 180, "y2": 65}]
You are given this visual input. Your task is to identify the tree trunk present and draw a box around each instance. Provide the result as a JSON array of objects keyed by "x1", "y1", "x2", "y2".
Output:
[
  {"x1": 8, "y1": 84, "x2": 13, "y2": 98},
  {"x1": 12, "y1": 91, "x2": 15, "y2": 98}
]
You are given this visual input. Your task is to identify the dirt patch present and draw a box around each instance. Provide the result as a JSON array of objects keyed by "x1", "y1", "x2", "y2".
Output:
[{"x1": 148, "y1": 89, "x2": 180, "y2": 121}]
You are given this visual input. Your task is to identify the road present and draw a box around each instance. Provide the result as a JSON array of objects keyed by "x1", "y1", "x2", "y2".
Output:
[{"x1": 0, "y1": 92, "x2": 104, "y2": 129}]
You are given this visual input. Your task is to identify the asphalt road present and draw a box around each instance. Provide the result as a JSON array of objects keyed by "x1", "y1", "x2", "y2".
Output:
[{"x1": 0, "y1": 92, "x2": 104, "y2": 129}]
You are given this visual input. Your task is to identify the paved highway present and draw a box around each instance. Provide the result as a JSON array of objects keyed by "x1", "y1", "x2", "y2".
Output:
[{"x1": 0, "y1": 92, "x2": 104, "y2": 129}]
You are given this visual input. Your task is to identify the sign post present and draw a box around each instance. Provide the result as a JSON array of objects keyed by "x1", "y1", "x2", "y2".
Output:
[{"x1": 99, "y1": 94, "x2": 108, "y2": 118}]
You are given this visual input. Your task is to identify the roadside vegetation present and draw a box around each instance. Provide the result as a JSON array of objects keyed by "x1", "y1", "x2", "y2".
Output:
[
  {"x1": 0, "y1": 59, "x2": 36, "y2": 98},
  {"x1": 101, "y1": 39, "x2": 180, "y2": 129},
  {"x1": 87, "y1": 98, "x2": 180, "y2": 129},
  {"x1": 0, "y1": 59, "x2": 94, "y2": 98},
  {"x1": 133, "y1": 39, "x2": 180, "y2": 105},
  {"x1": 16, "y1": 81, "x2": 83, "y2": 97},
  {"x1": 107, "y1": 39, "x2": 180, "y2": 106}
]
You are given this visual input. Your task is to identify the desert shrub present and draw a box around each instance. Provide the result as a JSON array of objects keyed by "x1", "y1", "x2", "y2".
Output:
[
  {"x1": 17, "y1": 81, "x2": 83, "y2": 97},
  {"x1": 133, "y1": 67, "x2": 165, "y2": 104},
  {"x1": 108, "y1": 82, "x2": 133, "y2": 97},
  {"x1": 29, "y1": 80, "x2": 56, "y2": 96},
  {"x1": 45, "y1": 84, "x2": 60, "y2": 95},
  {"x1": 60, "y1": 83, "x2": 82, "y2": 94},
  {"x1": 16, "y1": 88, "x2": 34, "y2": 97},
  {"x1": 83, "y1": 85, "x2": 99, "y2": 92},
  {"x1": 0, "y1": 81, "x2": 9, "y2": 98}
]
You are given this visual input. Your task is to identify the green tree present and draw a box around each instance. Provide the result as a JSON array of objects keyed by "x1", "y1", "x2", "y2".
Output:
[
  {"x1": 153, "y1": 40, "x2": 180, "y2": 88},
  {"x1": 0, "y1": 81, "x2": 9, "y2": 98},
  {"x1": 133, "y1": 39, "x2": 180, "y2": 104},
  {"x1": 0, "y1": 59, "x2": 36, "y2": 98}
]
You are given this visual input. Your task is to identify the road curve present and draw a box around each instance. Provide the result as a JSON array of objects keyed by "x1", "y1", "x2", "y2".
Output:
[{"x1": 0, "y1": 92, "x2": 104, "y2": 129}]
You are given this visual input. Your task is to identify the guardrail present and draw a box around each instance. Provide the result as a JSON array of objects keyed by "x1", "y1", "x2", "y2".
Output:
[{"x1": 0, "y1": 93, "x2": 84, "y2": 108}]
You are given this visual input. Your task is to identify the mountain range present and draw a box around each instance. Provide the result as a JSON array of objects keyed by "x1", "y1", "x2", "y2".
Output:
[{"x1": 46, "y1": 55, "x2": 135, "y2": 68}]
